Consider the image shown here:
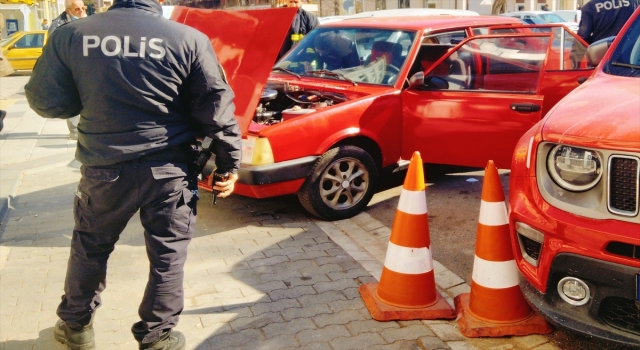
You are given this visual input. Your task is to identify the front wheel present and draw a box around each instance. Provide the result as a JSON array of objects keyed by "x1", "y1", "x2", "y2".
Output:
[{"x1": 298, "y1": 145, "x2": 378, "y2": 221}]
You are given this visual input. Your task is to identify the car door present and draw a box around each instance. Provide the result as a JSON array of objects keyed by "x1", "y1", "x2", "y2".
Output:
[
  {"x1": 488, "y1": 24, "x2": 594, "y2": 116},
  {"x1": 4, "y1": 33, "x2": 45, "y2": 70},
  {"x1": 401, "y1": 33, "x2": 553, "y2": 169}
]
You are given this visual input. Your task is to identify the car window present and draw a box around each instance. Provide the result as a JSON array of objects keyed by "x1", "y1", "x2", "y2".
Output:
[
  {"x1": 13, "y1": 34, "x2": 44, "y2": 49},
  {"x1": 605, "y1": 15, "x2": 640, "y2": 77},
  {"x1": 423, "y1": 30, "x2": 467, "y2": 45},
  {"x1": 489, "y1": 25, "x2": 589, "y2": 70},
  {"x1": 424, "y1": 35, "x2": 551, "y2": 93},
  {"x1": 525, "y1": 17, "x2": 547, "y2": 25},
  {"x1": 276, "y1": 27, "x2": 417, "y2": 86},
  {"x1": 538, "y1": 13, "x2": 566, "y2": 23}
]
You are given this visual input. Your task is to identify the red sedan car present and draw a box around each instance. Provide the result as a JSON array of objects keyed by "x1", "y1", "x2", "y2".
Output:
[
  {"x1": 509, "y1": 9, "x2": 640, "y2": 346},
  {"x1": 173, "y1": 8, "x2": 592, "y2": 220}
]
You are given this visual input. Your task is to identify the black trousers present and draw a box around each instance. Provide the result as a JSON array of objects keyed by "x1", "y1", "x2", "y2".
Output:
[{"x1": 56, "y1": 159, "x2": 198, "y2": 344}]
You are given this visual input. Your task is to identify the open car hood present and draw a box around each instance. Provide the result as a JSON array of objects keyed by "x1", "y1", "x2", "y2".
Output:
[{"x1": 172, "y1": 7, "x2": 297, "y2": 134}]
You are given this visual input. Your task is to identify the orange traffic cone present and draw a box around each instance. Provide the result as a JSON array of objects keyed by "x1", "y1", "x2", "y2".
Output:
[
  {"x1": 454, "y1": 160, "x2": 553, "y2": 337},
  {"x1": 359, "y1": 152, "x2": 456, "y2": 321}
]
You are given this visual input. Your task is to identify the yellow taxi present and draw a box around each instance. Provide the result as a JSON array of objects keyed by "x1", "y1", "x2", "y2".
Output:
[{"x1": 1, "y1": 30, "x2": 48, "y2": 70}]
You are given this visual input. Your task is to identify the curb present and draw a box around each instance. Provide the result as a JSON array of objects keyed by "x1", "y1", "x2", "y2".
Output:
[{"x1": 314, "y1": 212, "x2": 471, "y2": 306}]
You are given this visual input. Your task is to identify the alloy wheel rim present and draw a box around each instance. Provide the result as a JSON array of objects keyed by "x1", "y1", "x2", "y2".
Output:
[{"x1": 319, "y1": 157, "x2": 369, "y2": 210}]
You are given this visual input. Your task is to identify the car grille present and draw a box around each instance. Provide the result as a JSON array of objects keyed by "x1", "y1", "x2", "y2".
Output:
[
  {"x1": 519, "y1": 233, "x2": 542, "y2": 261},
  {"x1": 605, "y1": 242, "x2": 640, "y2": 261},
  {"x1": 608, "y1": 156, "x2": 639, "y2": 216},
  {"x1": 599, "y1": 297, "x2": 640, "y2": 336}
]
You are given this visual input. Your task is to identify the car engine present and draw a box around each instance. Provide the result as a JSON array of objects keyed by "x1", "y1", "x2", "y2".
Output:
[{"x1": 254, "y1": 81, "x2": 349, "y2": 125}]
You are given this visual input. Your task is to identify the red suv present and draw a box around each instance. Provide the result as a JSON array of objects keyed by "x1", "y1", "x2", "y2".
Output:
[
  {"x1": 508, "y1": 9, "x2": 640, "y2": 346},
  {"x1": 174, "y1": 8, "x2": 593, "y2": 220}
]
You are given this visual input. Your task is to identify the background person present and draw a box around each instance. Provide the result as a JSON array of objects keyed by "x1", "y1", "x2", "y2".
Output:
[
  {"x1": 41, "y1": 19, "x2": 49, "y2": 30},
  {"x1": 24, "y1": 0, "x2": 242, "y2": 348},
  {"x1": 578, "y1": 0, "x2": 638, "y2": 44},
  {"x1": 49, "y1": 0, "x2": 87, "y2": 140},
  {"x1": 49, "y1": 0, "x2": 86, "y2": 33},
  {"x1": 276, "y1": 0, "x2": 319, "y2": 62}
]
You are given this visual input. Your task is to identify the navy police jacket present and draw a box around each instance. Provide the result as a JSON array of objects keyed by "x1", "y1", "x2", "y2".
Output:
[
  {"x1": 25, "y1": 0, "x2": 241, "y2": 174},
  {"x1": 578, "y1": 0, "x2": 638, "y2": 44}
]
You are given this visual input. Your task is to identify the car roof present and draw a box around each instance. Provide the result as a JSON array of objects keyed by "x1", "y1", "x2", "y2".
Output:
[
  {"x1": 508, "y1": 11, "x2": 547, "y2": 14},
  {"x1": 321, "y1": 15, "x2": 521, "y2": 31},
  {"x1": 318, "y1": 15, "x2": 350, "y2": 24},
  {"x1": 10, "y1": 30, "x2": 47, "y2": 34},
  {"x1": 347, "y1": 8, "x2": 479, "y2": 18}
]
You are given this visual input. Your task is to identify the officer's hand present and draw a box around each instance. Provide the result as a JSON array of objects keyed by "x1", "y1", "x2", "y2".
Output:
[{"x1": 210, "y1": 173, "x2": 238, "y2": 198}]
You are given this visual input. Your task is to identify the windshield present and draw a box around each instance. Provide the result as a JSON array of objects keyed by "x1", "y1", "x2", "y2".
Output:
[
  {"x1": 539, "y1": 13, "x2": 566, "y2": 23},
  {"x1": 275, "y1": 27, "x2": 417, "y2": 85},
  {"x1": 605, "y1": 15, "x2": 640, "y2": 77}
]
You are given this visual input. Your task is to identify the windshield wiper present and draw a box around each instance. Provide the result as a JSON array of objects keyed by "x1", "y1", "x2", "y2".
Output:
[
  {"x1": 272, "y1": 67, "x2": 301, "y2": 79},
  {"x1": 611, "y1": 61, "x2": 640, "y2": 69},
  {"x1": 307, "y1": 69, "x2": 357, "y2": 86}
]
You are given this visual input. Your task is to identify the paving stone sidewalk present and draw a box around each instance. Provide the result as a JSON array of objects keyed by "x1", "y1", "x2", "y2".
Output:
[{"x1": 0, "y1": 162, "x2": 559, "y2": 350}]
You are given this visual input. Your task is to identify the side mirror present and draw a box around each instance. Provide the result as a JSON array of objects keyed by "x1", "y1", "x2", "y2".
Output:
[
  {"x1": 424, "y1": 76, "x2": 449, "y2": 90},
  {"x1": 408, "y1": 71, "x2": 424, "y2": 87},
  {"x1": 586, "y1": 36, "x2": 615, "y2": 66}
]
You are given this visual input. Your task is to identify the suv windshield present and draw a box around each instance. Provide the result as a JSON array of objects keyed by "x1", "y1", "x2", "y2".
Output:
[
  {"x1": 275, "y1": 27, "x2": 417, "y2": 86},
  {"x1": 605, "y1": 16, "x2": 640, "y2": 77}
]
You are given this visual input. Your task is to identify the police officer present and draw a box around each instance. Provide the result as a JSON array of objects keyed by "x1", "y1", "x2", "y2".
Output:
[
  {"x1": 578, "y1": 0, "x2": 638, "y2": 44},
  {"x1": 276, "y1": 0, "x2": 319, "y2": 62},
  {"x1": 48, "y1": 0, "x2": 87, "y2": 141},
  {"x1": 25, "y1": 0, "x2": 241, "y2": 348}
]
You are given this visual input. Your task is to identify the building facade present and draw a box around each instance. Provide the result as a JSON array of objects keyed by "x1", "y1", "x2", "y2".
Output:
[
  {"x1": 171, "y1": 0, "x2": 585, "y2": 16},
  {"x1": 0, "y1": 0, "x2": 585, "y2": 37}
]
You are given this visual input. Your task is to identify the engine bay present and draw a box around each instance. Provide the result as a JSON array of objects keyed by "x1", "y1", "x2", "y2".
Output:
[{"x1": 254, "y1": 81, "x2": 350, "y2": 125}]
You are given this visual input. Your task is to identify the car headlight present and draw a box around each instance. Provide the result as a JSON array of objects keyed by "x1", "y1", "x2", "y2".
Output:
[
  {"x1": 241, "y1": 136, "x2": 274, "y2": 166},
  {"x1": 547, "y1": 144, "x2": 602, "y2": 192}
]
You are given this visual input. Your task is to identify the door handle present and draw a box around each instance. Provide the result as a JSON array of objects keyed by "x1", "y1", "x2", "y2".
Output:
[{"x1": 510, "y1": 103, "x2": 541, "y2": 113}]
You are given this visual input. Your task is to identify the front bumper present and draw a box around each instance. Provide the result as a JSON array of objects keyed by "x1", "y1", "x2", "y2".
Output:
[
  {"x1": 520, "y1": 253, "x2": 640, "y2": 346},
  {"x1": 198, "y1": 156, "x2": 318, "y2": 198},
  {"x1": 237, "y1": 156, "x2": 318, "y2": 185}
]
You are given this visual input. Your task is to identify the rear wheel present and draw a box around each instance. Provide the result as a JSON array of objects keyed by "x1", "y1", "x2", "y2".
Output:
[{"x1": 298, "y1": 145, "x2": 378, "y2": 221}]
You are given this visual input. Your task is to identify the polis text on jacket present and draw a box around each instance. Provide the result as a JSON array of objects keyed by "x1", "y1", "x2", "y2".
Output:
[{"x1": 83, "y1": 36, "x2": 166, "y2": 59}]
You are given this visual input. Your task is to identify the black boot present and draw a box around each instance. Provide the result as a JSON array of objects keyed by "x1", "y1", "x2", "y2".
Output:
[
  {"x1": 53, "y1": 319, "x2": 95, "y2": 350},
  {"x1": 139, "y1": 330, "x2": 186, "y2": 350}
]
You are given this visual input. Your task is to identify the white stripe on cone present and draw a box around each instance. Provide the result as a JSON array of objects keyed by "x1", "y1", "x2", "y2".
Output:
[
  {"x1": 471, "y1": 255, "x2": 520, "y2": 289},
  {"x1": 478, "y1": 200, "x2": 508, "y2": 226},
  {"x1": 384, "y1": 241, "x2": 433, "y2": 274},
  {"x1": 397, "y1": 189, "x2": 428, "y2": 215}
]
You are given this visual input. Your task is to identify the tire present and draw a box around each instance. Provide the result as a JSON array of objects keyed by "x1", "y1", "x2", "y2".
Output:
[{"x1": 298, "y1": 145, "x2": 378, "y2": 221}]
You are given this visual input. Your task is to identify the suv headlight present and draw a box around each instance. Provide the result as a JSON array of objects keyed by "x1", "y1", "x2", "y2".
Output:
[{"x1": 547, "y1": 144, "x2": 602, "y2": 192}]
